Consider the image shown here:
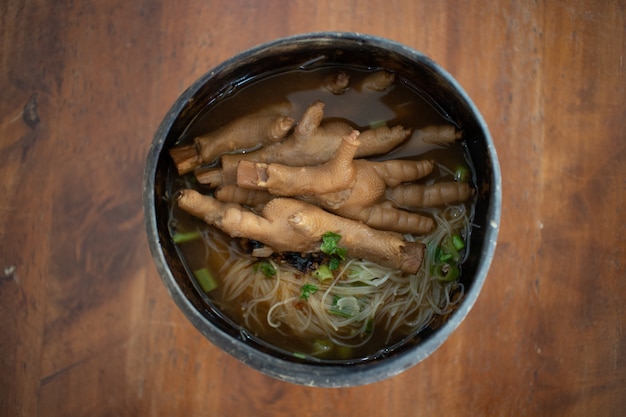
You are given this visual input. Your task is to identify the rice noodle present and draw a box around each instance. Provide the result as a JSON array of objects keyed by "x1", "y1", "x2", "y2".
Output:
[{"x1": 199, "y1": 203, "x2": 470, "y2": 356}]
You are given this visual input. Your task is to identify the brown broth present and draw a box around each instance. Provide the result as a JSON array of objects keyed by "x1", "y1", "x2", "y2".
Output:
[{"x1": 167, "y1": 65, "x2": 475, "y2": 361}]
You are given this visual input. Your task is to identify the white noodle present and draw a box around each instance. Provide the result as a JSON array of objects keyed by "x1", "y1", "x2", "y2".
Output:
[{"x1": 194, "y1": 202, "x2": 470, "y2": 357}]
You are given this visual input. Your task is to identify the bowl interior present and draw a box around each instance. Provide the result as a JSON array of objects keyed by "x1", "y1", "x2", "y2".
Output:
[{"x1": 144, "y1": 32, "x2": 501, "y2": 387}]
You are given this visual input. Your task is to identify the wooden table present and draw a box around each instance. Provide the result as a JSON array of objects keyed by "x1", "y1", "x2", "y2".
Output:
[{"x1": 1, "y1": 1, "x2": 624, "y2": 415}]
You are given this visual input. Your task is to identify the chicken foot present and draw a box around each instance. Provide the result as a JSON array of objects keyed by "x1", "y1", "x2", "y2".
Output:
[
  {"x1": 214, "y1": 185, "x2": 273, "y2": 212},
  {"x1": 415, "y1": 124, "x2": 464, "y2": 145},
  {"x1": 176, "y1": 189, "x2": 425, "y2": 274},
  {"x1": 351, "y1": 179, "x2": 473, "y2": 234},
  {"x1": 234, "y1": 154, "x2": 441, "y2": 234},
  {"x1": 169, "y1": 102, "x2": 294, "y2": 175},
  {"x1": 207, "y1": 101, "x2": 411, "y2": 187},
  {"x1": 360, "y1": 70, "x2": 396, "y2": 91},
  {"x1": 386, "y1": 182, "x2": 474, "y2": 207},
  {"x1": 236, "y1": 130, "x2": 360, "y2": 196},
  {"x1": 302, "y1": 159, "x2": 438, "y2": 234},
  {"x1": 323, "y1": 70, "x2": 351, "y2": 94}
]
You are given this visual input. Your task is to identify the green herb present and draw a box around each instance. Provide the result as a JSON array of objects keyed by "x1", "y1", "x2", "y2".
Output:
[
  {"x1": 193, "y1": 268, "x2": 218, "y2": 292},
  {"x1": 254, "y1": 261, "x2": 276, "y2": 277},
  {"x1": 328, "y1": 257, "x2": 341, "y2": 271},
  {"x1": 172, "y1": 230, "x2": 202, "y2": 244},
  {"x1": 299, "y1": 283, "x2": 319, "y2": 301},
  {"x1": 364, "y1": 318, "x2": 374, "y2": 335},
  {"x1": 313, "y1": 264, "x2": 334, "y2": 282},
  {"x1": 320, "y1": 231, "x2": 348, "y2": 270},
  {"x1": 320, "y1": 232, "x2": 347, "y2": 260},
  {"x1": 293, "y1": 352, "x2": 307, "y2": 360}
]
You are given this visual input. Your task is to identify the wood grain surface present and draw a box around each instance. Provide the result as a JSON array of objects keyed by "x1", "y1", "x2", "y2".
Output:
[{"x1": 1, "y1": 1, "x2": 624, "y2": 416}]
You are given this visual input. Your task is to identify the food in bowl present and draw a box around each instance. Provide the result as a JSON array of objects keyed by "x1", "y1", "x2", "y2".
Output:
[{"x1": 164, "y1": 65, "x2": 476, "y2": 361}]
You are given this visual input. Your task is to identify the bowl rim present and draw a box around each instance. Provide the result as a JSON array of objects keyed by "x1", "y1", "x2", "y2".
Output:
[{"x1": 143, "y1": 31, "x2": 502, "y2": 387}]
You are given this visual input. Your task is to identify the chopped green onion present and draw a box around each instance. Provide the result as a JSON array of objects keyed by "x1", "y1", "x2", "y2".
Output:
[
  {"x1": 299, "y1": 283, "x2": 319, "y2": 301},
  {"x1": 329, "y1": 296, "x2": 360, "y2": 318},
  {"x1": 452, "y1": 234, "x2": 465, "y2": 251},
  {"x1": 329, "y1": 308, "x2": 353, "y2": 318},
  {"x1": 437, "y1": 251, "x2": 454, "y2": 263},
  {"x1": 439, "y1": 236, "x2": 461, "y2": 263},
  {"x1": 193, "y1": 267, "x2": 218, "y2": 292},
  {"x1": 436, "y1": 263, "x2": 460, "y2": 282},
  {"x1": 293, "y1": 352, "x2": 307, "y2": 360},
  {"x1": 454, "y1": 165, "x2": 470, "y2": 182},
  {"x1": 313, "y1": 264, "x2": 334, "y2": 282},
  {"x1": 364, "y1": 318, "x2": 374, "y2": 335},
  {"x1": 369, "y1": 120, "x2": 388, "y2": 129},
  {"x1": 329, "y1": 295, "x2": 351, "y2": 317},
  {"x1": 172, "y1": 230, "x2": 201, "y2": 244}
]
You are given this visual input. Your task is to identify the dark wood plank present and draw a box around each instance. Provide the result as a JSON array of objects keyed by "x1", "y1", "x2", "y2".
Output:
[{"x1": 1, "y1": 1, "x2": 624, "y2": 416}]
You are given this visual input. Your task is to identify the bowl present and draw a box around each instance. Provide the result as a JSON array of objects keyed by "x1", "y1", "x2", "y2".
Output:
[{"x1": 143, "y1": 32, "x2": 501, "y2": 387}]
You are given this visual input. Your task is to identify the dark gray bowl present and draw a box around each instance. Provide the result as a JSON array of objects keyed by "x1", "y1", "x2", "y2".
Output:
[{"x1": 143, "y1": 32, "x2": 501, "y2": 387}]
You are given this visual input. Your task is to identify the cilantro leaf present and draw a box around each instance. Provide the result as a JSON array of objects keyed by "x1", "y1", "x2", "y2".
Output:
[
  {"x1": 299, "y1": 283, "x2": 319, "y2": 301},
  {"x1": 328, "y1": 257, "x2": 341, "y2": 271},
  {"x1": 320, "y1": 232, "x2": 348, "y2": 270},
  {"x1": 254, "y1": 261, "x2": 276, "y2": 277},
  {"x1": 320, "y1": 232, "x2": 347, "y2": 260}
]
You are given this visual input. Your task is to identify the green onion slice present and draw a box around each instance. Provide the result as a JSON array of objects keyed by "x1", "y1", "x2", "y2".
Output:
[
  {"x1": 194, "y1": 268, "x2": 218, "y2": 292},
  {"x1": 172, "y1": 230, "x2": 202, "y2": 244}
]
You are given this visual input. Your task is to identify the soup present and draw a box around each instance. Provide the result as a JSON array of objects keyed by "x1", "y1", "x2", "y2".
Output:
[{"x1": 165, "y1": 66, "x2": 476, "y2": 361}]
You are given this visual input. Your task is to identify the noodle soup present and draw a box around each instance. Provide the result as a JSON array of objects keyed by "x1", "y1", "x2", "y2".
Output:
[{"x1": 165, "y1": 65, "x2": 476, "y2": 362}]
